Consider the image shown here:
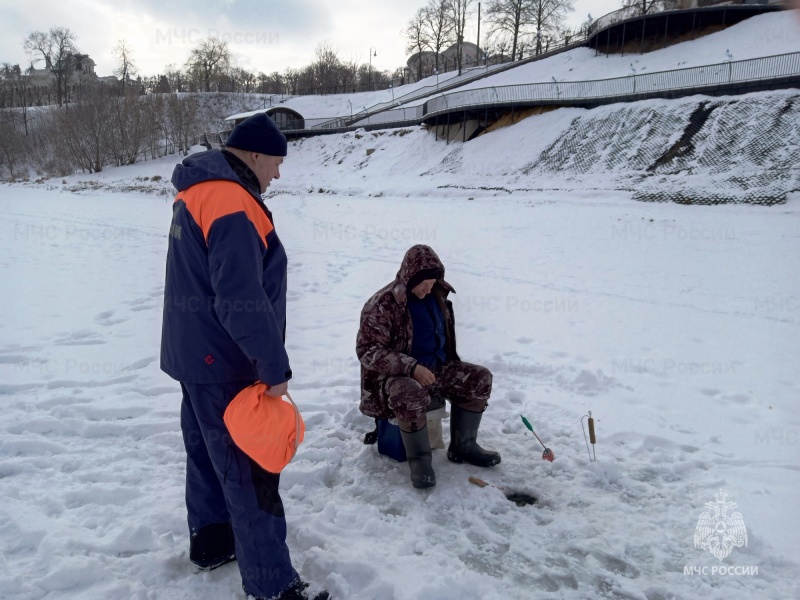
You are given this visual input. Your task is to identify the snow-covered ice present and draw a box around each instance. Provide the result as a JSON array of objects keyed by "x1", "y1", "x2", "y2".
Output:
[{"x1": 2, "y1": 124, "x2": 798, "y2": 598}]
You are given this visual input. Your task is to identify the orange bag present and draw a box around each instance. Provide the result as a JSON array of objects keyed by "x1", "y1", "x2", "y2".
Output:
[{"x1": 223, "y1": 383, "x2": 305, "y2": 474}]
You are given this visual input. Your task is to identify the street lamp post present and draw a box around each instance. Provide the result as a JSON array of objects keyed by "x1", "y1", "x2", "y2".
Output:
[
  {"x1": 725, "y1": 49, "x2": 734, "y2": 83},
  {"x1": 368, "y1": 47, "x2": 377, "y2": 91},
  {"x1": 551, "y1": 76, "x2": 560, "y2": 99}
]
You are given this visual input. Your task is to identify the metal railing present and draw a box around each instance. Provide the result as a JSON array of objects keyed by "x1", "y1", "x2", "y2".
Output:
[
  {"x1": 310, "y1": 34, "x2": 592, "y2": 131},
  {"x1": 590, "y1": 0, "x2": 785, "y2": 34},
  {"x1": 310, "y1": 2, "x2": 787, "y2": 131},
  {"x1": 271, "y1": 52, "x2": 798, "y2": 134},
  {"x1": 350, "y1": 106, "x2": 426, "y2": 127},
  {"x1": 215, "y1": 2, "x2": 792, "y2": 137},
  {"x1": 420, "y1": 51, "x2": 800, "y2": 118},
  {"x1": 309, "y1": 62, "x2": 513, "y2": 131}
]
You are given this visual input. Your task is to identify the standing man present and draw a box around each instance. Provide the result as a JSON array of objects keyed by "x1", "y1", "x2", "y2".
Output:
[
  {"x1": 357, "y1": 245, "x2": 501, "y2": 489},
  {"x1": 161, "y1": 113, "x2": 329, "y2": 600}
]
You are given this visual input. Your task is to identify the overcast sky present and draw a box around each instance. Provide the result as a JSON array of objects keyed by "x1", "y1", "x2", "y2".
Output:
[{"x1": 0, "y1": 0, "x2": 621, "y2": 78}]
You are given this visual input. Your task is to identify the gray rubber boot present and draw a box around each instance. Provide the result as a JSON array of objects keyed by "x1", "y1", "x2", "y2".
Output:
[
  {"x1": 447, "y1": 407, "x2": 501, "y2": 467},
  {"x1": 399, "y1": 426, "x2": 436, "y2": 489}
]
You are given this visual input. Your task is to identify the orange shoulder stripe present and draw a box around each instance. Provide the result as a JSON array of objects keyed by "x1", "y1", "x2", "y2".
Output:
[{"x1": 177, "y1": 181, "x2": 274, "y2": 244}]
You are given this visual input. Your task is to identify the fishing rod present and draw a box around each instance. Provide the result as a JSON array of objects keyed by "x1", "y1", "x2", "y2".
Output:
[{"x1": 520, "y1": 415, "x2": 554, "y2": 462}]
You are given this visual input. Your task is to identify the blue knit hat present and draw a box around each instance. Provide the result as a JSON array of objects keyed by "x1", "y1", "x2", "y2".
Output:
[{"x1": 226, "y1": 113, "x2": 287, "y2": 157}]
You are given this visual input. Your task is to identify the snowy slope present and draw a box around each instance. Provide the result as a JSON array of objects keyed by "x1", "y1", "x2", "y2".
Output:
[
  {"x1": 231, "y1": 70, "x2": 464, "y2": 121},
  {"x1": 227, "y1": 11, "x2": 800, "y2": 122},
  {"x1": 398, "y1": 11, "x2": 800, "y2": 109},
  {"x1": 457, "y1": 11, "x2": 800, "y2": 88},
  {"x1": 286, "y1": 89, "x2": 800, "y2": 205}
]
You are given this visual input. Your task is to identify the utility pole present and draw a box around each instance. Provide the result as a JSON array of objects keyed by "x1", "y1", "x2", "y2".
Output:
[{"x1": 477, "y1": 2, "x2": 481, "y2": 66}]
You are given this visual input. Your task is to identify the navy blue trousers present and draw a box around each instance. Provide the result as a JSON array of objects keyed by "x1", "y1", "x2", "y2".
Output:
[{"x1": 180, "y1": 381, "x2": 298, "y2": 598}]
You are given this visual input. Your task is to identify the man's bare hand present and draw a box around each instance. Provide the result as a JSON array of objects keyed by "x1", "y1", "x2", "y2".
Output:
[
  {"x1": 266, "y1": 381, "x2": 289, "y2": 397},
  {"x1": 412, "y1": 365, "x2": 436, "y2": 387}
]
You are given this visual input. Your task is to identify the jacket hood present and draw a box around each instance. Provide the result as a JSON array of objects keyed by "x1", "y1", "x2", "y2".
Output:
[
  {"x1": 392, "y1": 245, "x2": 454, "y2": 304},
  {"x1": 171, "y1": 150, "x2": 259, "y2": 198}
]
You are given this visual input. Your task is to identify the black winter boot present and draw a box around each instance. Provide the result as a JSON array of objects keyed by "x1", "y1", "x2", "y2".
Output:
[
  {"x1": 246, "y1": 578, "x2": 330, "y2": 600},
  {"x1": 399, "y1": 426, "x2": 436, "y2": 489},
  {"x1": 447, "y1": 407, "x2": 501, "y2": 467},
  {"x1": 189, "y1": 521, "x2": 236, "y2": 571}
]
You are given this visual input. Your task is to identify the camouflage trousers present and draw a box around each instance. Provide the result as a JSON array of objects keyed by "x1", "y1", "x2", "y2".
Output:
[{"x1": 385, "y1": 360, "x2": 492, "y2": 431}]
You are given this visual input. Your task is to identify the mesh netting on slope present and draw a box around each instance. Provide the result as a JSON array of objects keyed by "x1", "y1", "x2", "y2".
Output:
[{"x1": 523, "y1": 92, "x2": 800, "y2": 205}]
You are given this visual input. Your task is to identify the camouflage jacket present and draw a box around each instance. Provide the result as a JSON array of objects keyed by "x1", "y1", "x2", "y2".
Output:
[{"x1": 356, "y1": 245, "x2": 459, "y2": 419}]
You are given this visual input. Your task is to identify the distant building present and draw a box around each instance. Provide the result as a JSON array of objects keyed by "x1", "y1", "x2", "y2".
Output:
[
  {"x1": 225, "y1": 107, "x2": 305, "y2": 130},
  {"x1": 406, "y1": 42, "x2": 489, "y2": 83},
  {"x1": 20, "y1": 53, "x2": 117, "y2": 106},
  {"x1": 406, "y1": 51, "x2": 439, "y2": 82},
  {"x1": 26, "y1": 53, "x2": 111, "y2": 85},
  {"x1": 72, "y1": 54, "x2": 97, "y2": 77},
  {"x1": 440, "y1": 41, "x2": 485, "y2": 70}
]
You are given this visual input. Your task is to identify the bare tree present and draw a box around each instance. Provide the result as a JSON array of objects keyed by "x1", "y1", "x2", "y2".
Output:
[
  {"x1": 1, "y1": 63, "x2": 32, "y2": 134},
  {"x1": 339, "y1": 60, "x2": 360, "y2": 93},
  {"x1": 57, "y1": 88, "x2": 107, "y2": 173},
  {"x1": 15, "y1": 68, "x2": 31, "y2": 135},
  {"x1": 485, "y1": 0, "x2": 538, "y2": 63},
  {"x1": 0, "y1": 64, "x2": 19, "y2": 107},
  {"x1": 164, "y1": 65, "x2": 185, "y2": 93},
  {"x1": 312, "y1": 42, "x2": 342, "y2": 93},
  {"x1": 0, "y1": 112, "x2": 23, "y2": 179},
  {"x1": 229, "y1": 67, "x2": 256, "y2": 93},
  {"x1": 619, "y1": 0, "x2": 666, "y2": 14},
  {"x1": 113, "y1": 39, "x2": 138, "y2": 93},
  {"x1": 493, "y1": 36, "x2": 511, "y2": 62},
  {"x1": 446, "y1": 0, "x2": 473, "y2": 75},
  {"x1": 580, "y1": 13, "x2": 594, "y2": 35},
  {"x1": 557, "y1": 23, "x2": 581, "y2": 47},
  {"x1": 12, "y1": 108, "x2": 74, "y2": 176},
  {"x1": 186, "y1": 37, "x2": 230, "y2": 92},
  {"x1": 141, "y1": 94, "x2": 165, "y2": 159},
  {"x1": 106, "y1": 93, "x2": 148, "y2": 166},
  {"x1": 166, "y1": 94, "x2": 201, "y2": 155},
  {"x1": 24, "y1": 27, "x2": 78, "y2": 106},
  {"x1": 296, "y1": 65, "x2": 316, "y2": 95},
  {"x1": 422, "y1": 0, "x2": 454, "y2": 73},
  {"x1": 405, "y1": 8, "x2": 429, "y2": 81},
  {"x1": 283, "y1": 68, "x2": 300, "y2": 95},
  {"x1": 258, "y1": 71, "x2": 284, "y2": 95},
  {"x1": 529, "y1": 0, "x2": 575, "y2": 56}
]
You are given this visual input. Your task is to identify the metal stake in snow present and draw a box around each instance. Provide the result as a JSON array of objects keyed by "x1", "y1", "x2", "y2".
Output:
[
  {"x1": 520, "y1": 415, "x2": 555, "y2": 462},
  {"x1": 581, "y1": 411, "x2": 596, "y2": 462}
]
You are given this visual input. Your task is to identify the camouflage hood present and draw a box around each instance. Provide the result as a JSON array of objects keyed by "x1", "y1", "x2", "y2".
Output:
[{"x1": 391, "y1": 245, "x2": 455, "y2": 305}]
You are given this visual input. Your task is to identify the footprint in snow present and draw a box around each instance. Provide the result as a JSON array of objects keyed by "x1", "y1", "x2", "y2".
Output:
[
  {"x1": 95, "y1": 311, "x2": 128, "y2": 327},
  {"x1": 130, "y1": 304, "x2": 156, "y2": 312}
]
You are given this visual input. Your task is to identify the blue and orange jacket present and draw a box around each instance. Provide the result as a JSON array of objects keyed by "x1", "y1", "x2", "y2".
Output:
[{"x1": 160, "y1": 150, "x2": 292, "y2": 386}]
